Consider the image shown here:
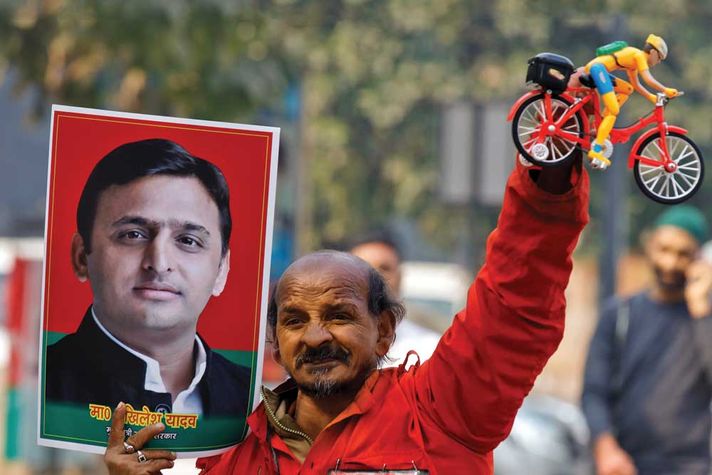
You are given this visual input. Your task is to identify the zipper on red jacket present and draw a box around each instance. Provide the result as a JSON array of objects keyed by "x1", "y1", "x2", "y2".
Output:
[{"x1": 260, "y1": 386, "x2": 314, "y2": 443}]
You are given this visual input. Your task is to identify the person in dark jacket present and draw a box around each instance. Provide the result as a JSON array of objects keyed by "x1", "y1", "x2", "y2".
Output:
[
  {"x1": 582, "y1": 206, "x2": 712, "y2": 475},
  {"x1": 45, "y1": 138, "x2": 251, "y2": 417}
]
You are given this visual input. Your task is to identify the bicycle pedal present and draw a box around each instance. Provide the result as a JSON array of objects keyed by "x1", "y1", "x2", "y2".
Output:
[
  {"x1": 588, "y1": 157, "x2": 610, "y2": 170},
  {"x1": 601, "y1": 139, "x2": 614, "y2": 159}
]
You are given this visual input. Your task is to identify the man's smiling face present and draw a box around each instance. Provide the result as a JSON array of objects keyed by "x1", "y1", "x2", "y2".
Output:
[{"x1": 75, "y1": 175, "x2": 229, "y2": 339}]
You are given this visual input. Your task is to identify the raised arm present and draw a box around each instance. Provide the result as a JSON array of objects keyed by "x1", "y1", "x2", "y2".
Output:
[{"x1": 414, "y1": 155, "x2": 589, "y2": 453}]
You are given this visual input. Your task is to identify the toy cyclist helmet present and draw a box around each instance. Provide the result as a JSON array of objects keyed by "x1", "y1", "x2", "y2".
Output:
[{"x1": 646, "y1": 34, "x2": 668, "y2": 60}]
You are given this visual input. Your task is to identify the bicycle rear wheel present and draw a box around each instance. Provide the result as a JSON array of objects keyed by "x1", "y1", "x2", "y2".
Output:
[
  {"x1": 511, "y1": 93, "x2": 583, "y2": 166},
  {"x1": 633, "y1": 132, "x2": 704, "y2": 204}
]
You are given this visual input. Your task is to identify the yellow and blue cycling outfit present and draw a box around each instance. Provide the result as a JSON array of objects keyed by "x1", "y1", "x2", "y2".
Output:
[{"x1": 583, "y1": 34, "x2": 676, "y2": 168}]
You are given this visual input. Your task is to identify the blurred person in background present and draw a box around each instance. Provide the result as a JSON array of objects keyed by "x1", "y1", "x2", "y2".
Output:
[
  {"x1": 349, "y1": 231, "x2": 441, "y2": 365},
  {"x1": 582, "y1": 206, "x2": 712, "y2": 475}
]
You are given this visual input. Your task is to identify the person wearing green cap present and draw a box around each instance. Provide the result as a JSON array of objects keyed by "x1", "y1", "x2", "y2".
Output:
[{"x1": 582, "y1": 206, "x2": 712, "y2": 475}]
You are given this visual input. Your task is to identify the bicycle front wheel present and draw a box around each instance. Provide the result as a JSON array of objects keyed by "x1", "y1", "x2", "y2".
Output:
[
  {"x1": 511, "y1": 93, "x2": 583, "y2": 167},
  {"x1": 633, "y1": 132, "x2": 704, "y2": 204}
]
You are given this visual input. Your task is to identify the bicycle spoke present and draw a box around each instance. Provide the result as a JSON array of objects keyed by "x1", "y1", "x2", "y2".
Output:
[
  {"x1": 640, "y1": 149, "x2": 660, "y2": 162},
  {"x1": 671, "y1": 177, "x2": 684, "y2": 198},
  {"x1": 678, "y1": 163, "x2": 700, "y2": 172},
  {"x1": 521, "y1": 110, "x2": 538, "y2": 126},
  {"x1": 651, "y1": 176, "x2": 665, "y2": 195},
  {"x1": 640, "y1": 169, "x2": 662, "y2": 181},
  {"x1": 519, "y1": 120, "x2": 536, "y2": 131},
  {"x1": 518, "y1": 129, "x2": 539, "y2": 141},
  {"x1": 518, "y1": 102, "x2": 547, "y2": 150},
  {"x1": 519, "y1": 130, "x2": 540, "y2": 140},
  {"x1": 520, "y1": 119, "x2": 540, "y2": 131},
  {"x1": 680, "y1": 156, "x2": 701, "y2": 172},
  {"x1": 537, "y1": 101, "x2": 546, "y2": 119},
  {"x1": 664, "y1": 175, "x2": 673, "y2": 197},
  {"x1": 639, "y1": 164, "x2": 663, "y2": 175},
  {"x1": 677, "y1": 151, "x2": 701, "y2": 169},
  {"x1": 678, "y1": 169, "x2": 700, "y2": 182},
  {"x1": 557, "y1": 140, "x2": 571, "y2": 158},
  {"x1": 519, "y1": 133, "x2": 542, "y2": 148},
  {"x1": 677, "y1": 170, "x2": 695, "y2": 189},
  {"x1": 554, "y1": 137, "x2": 573, "y2": 159},
  {"x1": 521, "y1": 136, "x2": 537, "y2": 147},
  {"x1": 522, "y1": 110, "x2": 538, "y2": 124},
  {"x1": 552, "y1": 105, "x2": 566, "y2": 123},
  {"x1": 549, "y1": 140, "x2": 557, "y2": 162},
  {"x1": 653, "y1": 140, "x2": 665, "y2": 157},
  {"x1": 643, "y1": 170, "x2": 664, "y2": 189},
  {"x1": 674, "y1": 149, "x2": 695, "y2": 163}
]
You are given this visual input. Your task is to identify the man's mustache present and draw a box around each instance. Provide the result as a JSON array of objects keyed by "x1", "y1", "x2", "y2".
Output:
[
  {"x1": 654, "y1": 268, "x2": 686, "y2": 289},
  {"x1": 295, "y1": 344, "x2": 350, "y2": 368}
]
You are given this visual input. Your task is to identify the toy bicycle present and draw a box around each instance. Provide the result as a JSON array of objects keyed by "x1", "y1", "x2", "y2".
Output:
[{"x1": 508, "y1": 53, "x2": 704, "y2": 204}]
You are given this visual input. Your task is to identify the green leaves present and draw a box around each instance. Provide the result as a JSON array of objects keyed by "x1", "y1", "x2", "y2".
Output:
[{"x1": 3, "y1": 0, "x2": 712, "y2": 253}]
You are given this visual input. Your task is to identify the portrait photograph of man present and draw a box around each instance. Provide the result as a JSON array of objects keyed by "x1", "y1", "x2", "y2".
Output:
[{"x1": 38, "y1": 106, "x2": 279, "y2": 456}]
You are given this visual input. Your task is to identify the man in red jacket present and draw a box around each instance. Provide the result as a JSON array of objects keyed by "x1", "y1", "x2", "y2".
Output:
[{"x1": 104, "y1": 152, "x2": 589, "y2": 474}]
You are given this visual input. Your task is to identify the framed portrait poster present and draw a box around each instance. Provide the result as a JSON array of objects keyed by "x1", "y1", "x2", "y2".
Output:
[{"x1": 37, "y1": 105, "x2": 279, "y2": 457}]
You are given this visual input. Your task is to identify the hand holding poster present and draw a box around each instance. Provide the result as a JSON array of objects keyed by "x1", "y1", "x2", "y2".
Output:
[{"x1": 38, "y1": 105, "x2": 279, "y2": 457}]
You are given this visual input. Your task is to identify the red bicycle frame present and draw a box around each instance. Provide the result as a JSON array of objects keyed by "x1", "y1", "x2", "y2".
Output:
[{"x1": 509, "y1": 87, "x2": 689, "y2": 172}]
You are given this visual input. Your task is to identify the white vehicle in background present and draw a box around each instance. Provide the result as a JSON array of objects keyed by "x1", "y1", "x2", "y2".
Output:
[
  {"x1": 402, "y1": 261, "x2": 593, "y2": 475},
  {"x1": 400, "y1": 261, "x2": 472, "y2": 334},
  {"x1": 494, "y1": 395, "x2": 593, "y2": 475}
]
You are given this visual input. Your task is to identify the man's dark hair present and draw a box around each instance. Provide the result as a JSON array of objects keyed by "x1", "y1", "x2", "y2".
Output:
[
  {"x1": 266, "y1": 265, "x2": 406, "y2": 344},
  {"x1": 77, "y1": 138, "x2": 231, "y2": 256},
  {"x1": 348, "y1": 230, "x2": 402, "y2": 261}
]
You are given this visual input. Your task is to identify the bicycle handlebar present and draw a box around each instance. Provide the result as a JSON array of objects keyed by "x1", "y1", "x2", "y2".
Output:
[{"x1": 656, "y1": 91, "x2": 684, "y2": 106}]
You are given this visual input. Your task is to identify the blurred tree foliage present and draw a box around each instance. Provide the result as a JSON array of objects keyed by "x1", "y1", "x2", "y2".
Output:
[{"x1": 1, "y1": 0, "x2": 712, "y2": 256}]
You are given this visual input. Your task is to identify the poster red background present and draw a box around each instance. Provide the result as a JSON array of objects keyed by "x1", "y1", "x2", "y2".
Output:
[{"x1": 42, "y1": 109, "x2": 275, "y2": 352}]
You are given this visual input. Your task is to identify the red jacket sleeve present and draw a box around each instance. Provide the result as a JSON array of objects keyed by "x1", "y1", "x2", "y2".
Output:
[{"x1": 414, "y1": 159, "x2": 589, "y2": 453}]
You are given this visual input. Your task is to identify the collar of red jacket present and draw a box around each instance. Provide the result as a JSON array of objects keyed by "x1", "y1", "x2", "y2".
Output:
[{"x1": 249, "y1": 369, "x2": 385, "y2": 443}]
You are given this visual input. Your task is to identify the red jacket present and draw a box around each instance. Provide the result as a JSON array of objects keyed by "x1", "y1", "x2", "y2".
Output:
[{"x1": 198, "y1": 161, "x2": 589, "y2": 474}]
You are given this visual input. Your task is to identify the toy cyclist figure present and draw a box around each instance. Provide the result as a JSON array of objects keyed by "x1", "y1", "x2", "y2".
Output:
[{"x1": 584, "y1": 34, "x2": 679, "y2": 169}]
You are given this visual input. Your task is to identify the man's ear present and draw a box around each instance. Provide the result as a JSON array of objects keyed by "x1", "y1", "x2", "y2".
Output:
[
  {"x1": 271, "y1": 328, "x2": 282, "y2": 365},
  {"x1": 212, "y1": 249, "x2": 231, "y2": 296},
  {"x1": 70, "y1": 233, "x2": 89, "y2": 282},
  {"x1": 272, "y1": 345, "x2": 282, "y2": 366},
  {"x1": 375, "y1": 310, "x2": 397, "y2": 358}
]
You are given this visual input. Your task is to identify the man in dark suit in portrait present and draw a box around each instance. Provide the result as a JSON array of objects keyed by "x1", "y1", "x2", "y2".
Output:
[{"x1": 46, "y1": 138, "x2": 251, "y2": 417}]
